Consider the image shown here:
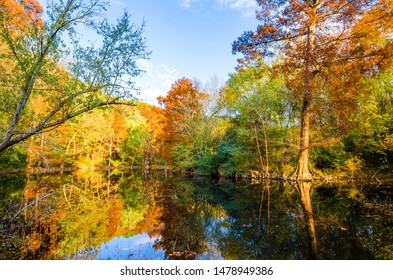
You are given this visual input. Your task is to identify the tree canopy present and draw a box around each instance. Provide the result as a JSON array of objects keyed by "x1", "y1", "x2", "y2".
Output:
[
  {"x1": 0, "y1": 0, "x2": 150, "y2": 152},
  {"x1": 233, "y1": 0, "x2": 393, "y2": 180}
]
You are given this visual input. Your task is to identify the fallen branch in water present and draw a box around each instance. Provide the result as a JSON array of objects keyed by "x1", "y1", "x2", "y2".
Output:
[{"x1": 8, "y1": 192, "x2": 54, "y2": 223}]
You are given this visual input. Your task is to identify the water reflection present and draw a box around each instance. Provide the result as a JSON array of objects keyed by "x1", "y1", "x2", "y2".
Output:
[
  {"x1": 97, "y1": 234, "x2": 165, "y2": 260},
  {"x1": 297, "y1": 182, "x2": 318, "y2": 259},
  {"x1": 0, "y1": 170, "x2": 392, "y2": 260}
]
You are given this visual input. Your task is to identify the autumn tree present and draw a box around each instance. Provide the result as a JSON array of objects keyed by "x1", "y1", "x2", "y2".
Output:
[
  {"x1": 0, "y1": 0, "x2": 150, "y2": 153},
  {"x1": 220, "y1": 62, "x2": 295, "y2": 176},
  {"x1": 233, "y1": 0, "x2": 393, "y2": 180},
  {"x1": 137, "y1": 103, "x2": 166, "y2": 166},
  {"x1": 0, "y1": 0, "x2": 43, "y2": 35},
  {"x1": 157, "y1": 78, "x2": 208, "y2": 166}
]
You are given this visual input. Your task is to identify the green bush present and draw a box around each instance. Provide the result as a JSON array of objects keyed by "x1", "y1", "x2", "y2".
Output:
[
  {"x1": 196, "y1": 153, "x2": 220, "y2": 176},
  {"x1": 172, "y1": 144, "x2": 197, "y2": 170},
  {"x1": 0, "y1": 144, "x2": 27, "y2": 170},
  {"x1": 311, "y1": 145, "x2": 346, "y2": 172}
]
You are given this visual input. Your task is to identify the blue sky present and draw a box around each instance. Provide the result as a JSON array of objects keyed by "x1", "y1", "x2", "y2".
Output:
[
  {"x1": 39, "y1": 0, "x2": 260, "y2": 104},
  {"x1": 105, "y1": 0, "x2": 260, "y2": 104}
]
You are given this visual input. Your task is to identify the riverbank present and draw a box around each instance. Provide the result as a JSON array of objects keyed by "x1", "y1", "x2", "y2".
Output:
[
  {"x1": 1, "y1": 164, "x2": 393, "y2": 184},
  {"x1": 0, "y1": 165, "x2": 168, "y2": 175}
]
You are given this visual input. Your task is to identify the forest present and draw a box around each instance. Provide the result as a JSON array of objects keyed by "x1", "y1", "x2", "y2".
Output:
[
  {"x1": 0, "y1": 0, "x2": 393, "y2": 261},
  {"x1": 1, "y1": 0, "x2": 392, "y2": 181}
]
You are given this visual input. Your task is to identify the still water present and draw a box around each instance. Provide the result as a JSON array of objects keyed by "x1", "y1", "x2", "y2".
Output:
[{"x1": 1, "y1": 169, "x2": 392, "y2": 260}]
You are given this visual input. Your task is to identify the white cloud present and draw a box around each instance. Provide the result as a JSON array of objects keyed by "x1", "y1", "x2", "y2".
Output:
[
  {"x1": 215, "y1": 0, "x2": 257, "y2": 16},
  {"x1": 137, "y1": 60, "x2": 153, "y2": 76},
  {"x1": 109, "y1": 0, "x2": 126, "y2": 8},
  {"x1": 134, "y1": 62, "x2": 181, "y2": 105},
  {"x1": 178, "y1": 0, "x2": 195, "y2": 9},
  {"x1": 228, "y1": 0, "x2": 256, "y2": 9},
  {"x1": 157, "y1": 64, "x2": 181, "y2": 88},
  {"x1": 178, "y1": 0, "x2": 257, "y2": 16}
]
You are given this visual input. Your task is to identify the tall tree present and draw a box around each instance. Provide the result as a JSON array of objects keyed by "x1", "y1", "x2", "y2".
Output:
[
  {"x1": 221, "y1": 63, "x2": 294, "y2": 176},
  {"x1": 233, "y1": 0, "x2": 393, "y2": 180},
  {"x1": 157, "y1": 78, "x2": 208, "y2": 165},
  {"x1": 0, "y1": 0, "x2": 150, "y2": 153}
]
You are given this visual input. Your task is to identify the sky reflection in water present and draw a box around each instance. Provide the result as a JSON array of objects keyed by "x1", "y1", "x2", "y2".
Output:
[{"x1": 97, "y1": 234, "x2": 165, "y2": 260}]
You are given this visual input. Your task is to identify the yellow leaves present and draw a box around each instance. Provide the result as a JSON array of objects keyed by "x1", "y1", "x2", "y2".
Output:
[
  {"x1": 30, "y1": 94, "x2": 51, "y2": 117},
  {"x1": 343, "y1": 157, "x2": 364, "y2": 176}
]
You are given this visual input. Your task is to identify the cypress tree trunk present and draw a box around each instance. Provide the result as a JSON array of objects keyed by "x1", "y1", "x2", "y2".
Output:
[
  {"x1": 293, "y1": 99, "x2": 312, "y2": 180},
  {"x1": 292, "y1": 20, "x2": 316, "y2": 181}
]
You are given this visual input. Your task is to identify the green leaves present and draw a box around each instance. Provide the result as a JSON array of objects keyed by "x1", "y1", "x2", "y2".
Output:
[
  {"x1": 222, "y1": 63, "x2": 290, "y2": 126},
  {"x1": 71, "y1": 11, "x2": 151, "y2": 97},
  {"x1": 218, "y1": 63, "x2": 296, "y2": 175},
  {"x1": 0, "y1": 0, "x2": 150, "y2": 152}
]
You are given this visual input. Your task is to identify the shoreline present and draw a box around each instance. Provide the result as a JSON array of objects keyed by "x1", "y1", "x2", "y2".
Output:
[{"x1": 1, "y1": 164, "x2": 392, "y2": 184}]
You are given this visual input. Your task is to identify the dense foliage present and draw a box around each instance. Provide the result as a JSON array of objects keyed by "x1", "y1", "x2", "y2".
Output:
[{"x1": 0, "y1": 0, "x2": 392, "y2": 180}]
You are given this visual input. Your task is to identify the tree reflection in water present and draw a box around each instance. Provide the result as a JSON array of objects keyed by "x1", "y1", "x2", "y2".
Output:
[
  {"x1": 297, "y1": 182, "x2": 318, "y2": 259},
  {"x1": 1, "y1": 170, "x2": 392, "y2": 260}
]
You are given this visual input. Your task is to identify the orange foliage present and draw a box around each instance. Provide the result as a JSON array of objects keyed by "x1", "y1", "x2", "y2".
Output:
[
  {"x1": 20, "y1": 181, "x2": 66, "y2": 259},
  {"x1": 107, "y1": 199, "x2": 125, "y2": 236},
  {"x1": 138, "y1": 103, "x2": 166, "y2": 164},
  {"x1": 134, "y1": 205, "x2": 164, "y2": 238},
  {"x1": 233, "y1": 0, "x2": 393, "y2": 179},
  {"x1": 138, "y1": 104, "x2": 165, "y2": 139},
  {"x1": 21, "y1": 209, "x2": 65, "y2": 259},
  {"x1": 156, "y1": 78, "x2": 207, "y2": 164},
  {"x1": 235, "y1": 0, "x2": 393, "y2": 114},
  {"x1": 0, "y1": 0, "x2": 44, "y2": 35},
  {"x1": 112, "y1": 106, "x2": 128, "y2": 141}
]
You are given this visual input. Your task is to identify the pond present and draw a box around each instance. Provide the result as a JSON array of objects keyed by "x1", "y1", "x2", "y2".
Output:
[{"x1": 0, "y1": 169, "x2": 392, "y2": 260}]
